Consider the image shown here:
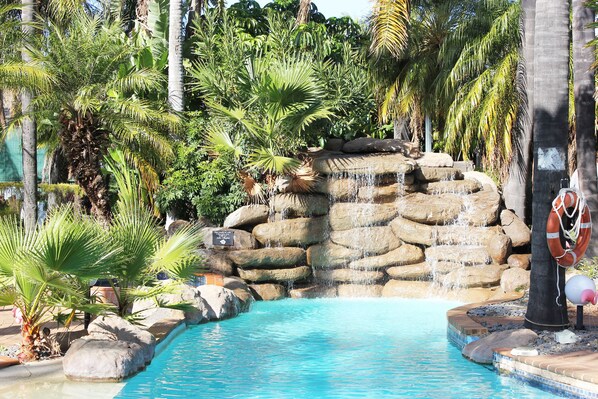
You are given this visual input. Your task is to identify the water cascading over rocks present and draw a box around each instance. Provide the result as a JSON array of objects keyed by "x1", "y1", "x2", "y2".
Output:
[{"x1": 209, "y1": 138, "x2": 532, "y2": 300}]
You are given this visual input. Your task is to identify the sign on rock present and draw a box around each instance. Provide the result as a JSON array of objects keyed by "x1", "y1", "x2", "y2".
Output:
[{"x1": 213, "y1": 230, "x2": 234, "y2": 246}]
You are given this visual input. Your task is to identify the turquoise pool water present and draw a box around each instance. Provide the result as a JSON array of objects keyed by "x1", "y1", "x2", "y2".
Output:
[{"x1": 117, "y1": 298, "x2": 557, "y2": 398}]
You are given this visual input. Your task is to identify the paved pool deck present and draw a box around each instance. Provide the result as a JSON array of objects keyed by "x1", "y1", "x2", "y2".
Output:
[{"x1": 448, "y1": 296, "x2": 598, "y2": 398}]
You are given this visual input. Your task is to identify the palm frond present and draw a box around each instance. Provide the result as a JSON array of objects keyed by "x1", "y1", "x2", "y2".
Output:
[{"x1": 369, "y1": 0, "x2": 410, "y2": 58}]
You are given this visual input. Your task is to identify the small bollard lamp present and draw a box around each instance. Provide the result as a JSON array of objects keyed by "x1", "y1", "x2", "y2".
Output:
[{"x1": 565, "y1": 275, "x2": 597, "y2": 330}]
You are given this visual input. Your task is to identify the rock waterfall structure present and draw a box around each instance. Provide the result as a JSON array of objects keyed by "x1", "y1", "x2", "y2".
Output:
[{"x1": 203, "y1": 138, "x2": 532, "y2": 300}]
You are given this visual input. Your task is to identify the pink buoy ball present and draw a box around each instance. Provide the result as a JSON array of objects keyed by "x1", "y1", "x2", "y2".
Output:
[{"x1": 565, "y1": 275, "x2": 597, "y2": 306}]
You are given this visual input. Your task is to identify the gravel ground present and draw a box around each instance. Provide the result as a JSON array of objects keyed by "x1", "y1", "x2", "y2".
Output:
[
  {"x1": 467, "y1": 292, "x2": 598, "y2": 355},
  {"x1": 0, "y1": 344, "x2": 19, "y2": 359}
]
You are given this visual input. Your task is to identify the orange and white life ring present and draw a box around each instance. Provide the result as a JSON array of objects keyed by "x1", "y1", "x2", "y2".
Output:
[{"x1": 546, "y1": 189, "x2": 592, "y2": 267}]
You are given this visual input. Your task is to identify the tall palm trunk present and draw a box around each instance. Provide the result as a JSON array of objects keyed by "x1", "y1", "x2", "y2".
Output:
[
  {"x1": 296, "y1": 0, "x2": 311, "y2": 25},
  {"x1": 524, "y1": 0, "x2": 569, "y2": 331},
  {"x1": 185, "y1": 0, "x2": 204, "y2": 39},
  {"x1": 572, "y1": 0, "x2": 598, "y2": 258},
  {"x1": 502, "y1": 0, "x2": 535, "y2": 224},
  {"x1": 0, "y1": 90, "x2": 6, "y2": 131},
  {"x1": 21, "y1": 0, "x2": 37, "y2": 232},
  {"x1": 60, "y1": 113, "x2": 111, "y2": 225},
  {"x1": 168, "y1": 0, "x2": 184, "y2": 112}
]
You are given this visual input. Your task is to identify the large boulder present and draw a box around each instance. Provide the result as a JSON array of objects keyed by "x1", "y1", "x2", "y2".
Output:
[
  {"x1": 314, "y1": 268, "x2": 385, "y2": 283},
  {"x1": 357, "y1": 182, "x2": 419, "y2": 202},
  {"x1": 458, "y1": 190, "x2": 501, "y2": 226},
  {"x1": 238, "y1": 266, "x2": 311, "y2": 283},
  {"x1": 289, "y1": 285, "x2": 337, "y2": 298},
  {"x1": 485, "y1": 233, "x2": 512, "y2": 265},
  {"x1": 341, "y1": 137, "x2": 420, "y2": 156},
  {"x1": 272, "y1": 193, "x2": 329, "y2": 217},
  {"x1": 198, "y1": 249, "x2": 234, "y2": 276},
  {"x1": 386, "y1": 262, "x2": 455, "y2": 280},
  {"x1": 425, "y1": 245, "x2": 493, "y2": 265},
  {"x1": 201, "y1": 228, "x2": 257, "y2": 250},
  {"x1": 507, "y1": 254, "x2": 530, "y2": 270},
  {"x1": 500, "y1": 209, "x2": 531, "y2": 247},
  {"x1": 63, "y1": 338, "x2": 147, "y2": 382},
  {"x1": 307, "y1": 241, "x2": 362, "y2": 268},
  {"x1": 414, "y1": 167, "x2": 463, "y2": 182},
  {"x1": 381, "y1": 280, "x2": 435, "y2": 298},
  {"x1": 434, "y1": 225, "x2": 504, "y2": 246},
  {"x1": 337, "y1": 284, "x2": 384, "y2": 297},
  {"x1": 463, "y1": 329, "x2": 538, "y2": 364},
  {"x1": 421, "y1": 179, "x2": 482, "y2": 195},
  {"x1": 329, "y1": 203, "x2": 398, "y2": 231},
  {"x1": 396, "y1": 193, "x2": 463, "y2": 225},
  {"x1": 330, "y1": 226, "x2": 401, "y2": 255},
  {"x1": 132, "y1": 283, "x2": 213, "y2": 326},
  {"x1": 86, "y1": 315, "x2": 156, "y2": 364},
  {"x1": 313, "y1": 178, "x2": 360, "y2": 201},
  {"x1": 348, "y1": 244, "x2": 424, "y2": 269},
  {"x1": 324, "y1": 138, "x2": 344, "y2": 151},
  {"x1": 227, "y1": 247, "x2": 306, "y2": 268},
  {"x1": 64, "y1": 315, "x2": 157, "y2": 382},
  {"x1": 463, "y1": 171, "x2": 498, "y2": 192},
  {"x1": 252, "y1": 217, "x2": 329, "y2": 246},
  {"x1": 223, "y1": 277, "x2": 255, "y2": 312},
  {"x1": 441, "y1": 264, "x2": 508, "y2": 288},
  {"x1": 223, "y1": 205, "x2": 270, "y2": 229},
  {"x1": 500, "y1": 268, "x2": 531, "y2": 293},
  {"x1": 249, "y1": 283, "x2": 287, "y2": 300},
  {"x1": 312, "y1": 152, "x2": 417, "y2": 175},
  {"x1": 196, "y1": 285, "x2": 241, "y2": 320},
  {"x1": 390, "y1": 217, "x2": 435, "y2": 246},
  {"x1": 415, "y1": 152, "x2": 454, "y2": 167}
]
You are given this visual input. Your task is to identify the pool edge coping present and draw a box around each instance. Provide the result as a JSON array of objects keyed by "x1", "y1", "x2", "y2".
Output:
[{"x1": 446, "y1": 294, "x2": 598, "y2": 399}]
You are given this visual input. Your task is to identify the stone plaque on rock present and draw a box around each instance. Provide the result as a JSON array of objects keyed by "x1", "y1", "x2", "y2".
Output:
[{"x1": 212, "y1": 230, "x2": 234, "y2": 246}]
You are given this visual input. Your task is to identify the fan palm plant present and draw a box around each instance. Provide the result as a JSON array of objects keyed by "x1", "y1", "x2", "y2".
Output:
[
  {"x1": 103, "y1": 157, "x2": 205, "y2": 319},
  {"x1": 0, "y1": 207, "x2": 116, "y2": 362},
  {"x1": 192, "y1": 37, "x2": 330, "y2": 180},
  {"x1": 21, "y1": 11, "x2": 179, "y2": 224}
]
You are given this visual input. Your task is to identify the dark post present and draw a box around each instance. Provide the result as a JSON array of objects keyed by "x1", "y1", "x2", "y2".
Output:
[{"x1": 575, "y1": 305, "x2": 585, "y2": 330}]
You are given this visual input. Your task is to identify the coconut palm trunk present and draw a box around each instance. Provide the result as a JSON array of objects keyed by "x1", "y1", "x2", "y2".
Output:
[
  {"x1": 524, "y1": 0, "x2": 569, "y2": 331},
  {"x1": 168, "y1": 0, "x2": 184, "y2": 112},
  {"x1": 572, "y1": 0, "x2": 598, "y2": 258},
  {"x1": 296, "y1": 0, "x2": 311, "y2": 25},
  {"x1": 502, "y1": 0, "x2": 535, "y2": 223},
  {"x1": 21, "y1": 0, "x2": 37, "y2": 232}
]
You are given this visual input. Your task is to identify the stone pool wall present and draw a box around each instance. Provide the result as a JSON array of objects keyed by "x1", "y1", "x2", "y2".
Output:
[{"x1": 196, "y1": 138, "x2": 532, "y2": 299}]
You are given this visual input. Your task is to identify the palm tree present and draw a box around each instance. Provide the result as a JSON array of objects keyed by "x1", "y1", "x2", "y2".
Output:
[
  {"x1": 296, "y1": 0, "x2": 311, "y2": 25},
  {"x1": 443, "y1": 0, "x2": 524, "y2": 174},
  {"x1": 24, "y1": 12, "x2": 179, "y2": 224},
  {"x1": 502, "y1": 0, "x2": 535, "y2": 223},
  {"x1": 103, "y1": 158, "x2": 204, "y2": 318},
  {"x1": 168, "y1": 0, "x2": 184, "y2": 111},
  {"x1": 572, "y1": 0, "x2": 598, "y2": 258},
  {"x1": 524, "y1": 0, "x2": 569, "y2": 331},
  {"x1": 193, "y1": 58, "x2": 331, "y2": 178},
  {"x1": 20, "y1": 0, "x2": 36, "y2": 232},
  {"x1": 0, "y1": 207, "x2": 116, "y2": 362}
]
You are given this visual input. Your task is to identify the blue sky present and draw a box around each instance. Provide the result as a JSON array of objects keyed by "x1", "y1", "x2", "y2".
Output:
[{"x1": 249, "y1": 0, "x2": 373, "y2": 21}]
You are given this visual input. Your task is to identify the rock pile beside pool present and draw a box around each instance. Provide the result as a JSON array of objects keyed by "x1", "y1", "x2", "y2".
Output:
[
  {"x1": 63, "y1": 282, "x2": 251, "y2": 382},
  {"x1": 198, "y1": 139, "x2": 533, "y2": 299}
]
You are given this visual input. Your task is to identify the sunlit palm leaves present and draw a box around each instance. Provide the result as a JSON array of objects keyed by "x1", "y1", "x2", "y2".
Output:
[
  {"x1": 0, "y1": 207, "x2": 116, "y2": 360},
  {"x1": 369, "y1": 0, "x2": 410, "y2": 58}
]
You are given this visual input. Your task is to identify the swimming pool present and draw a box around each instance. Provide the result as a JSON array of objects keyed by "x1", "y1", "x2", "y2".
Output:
[{"x1": 117, "y1": 298, "x2": 557, "y2": 398}]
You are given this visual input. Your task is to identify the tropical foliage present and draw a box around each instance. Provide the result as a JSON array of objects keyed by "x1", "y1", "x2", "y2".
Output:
[
  {"x1": 370, "y1": 0, "x2": 524, "y2": 175},
  {"x1": 7, "y1": 10, "x2": 179, "y2": 223},
  {"x1": 0, "y1": 207, "x2": 115, "y2": 361},
  {"x1": 103, "y1": 153, "x2": 205, "y2": 319}
]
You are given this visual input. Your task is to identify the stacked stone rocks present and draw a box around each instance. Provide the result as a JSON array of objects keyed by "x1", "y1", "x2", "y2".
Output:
[{"x1": 207, "y1": 138, "x2": 532, "y2": 299}]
